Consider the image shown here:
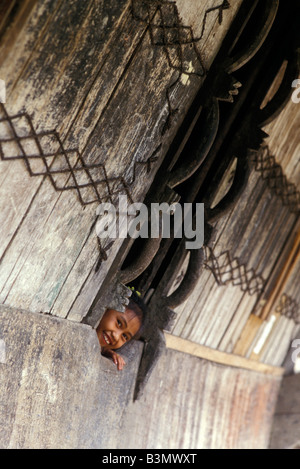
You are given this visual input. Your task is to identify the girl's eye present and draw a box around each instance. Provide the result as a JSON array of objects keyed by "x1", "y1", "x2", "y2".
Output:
[
  {"x1": 122, "y1": 333, "x2": 128, "y2": 341},
  {"x1": 117, "y1": 319, "x2": 122, "y2": 327}
]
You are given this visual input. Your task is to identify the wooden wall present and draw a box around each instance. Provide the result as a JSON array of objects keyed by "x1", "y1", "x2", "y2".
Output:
[
  {"x1": 117, "y1": 347, "x2": 281, "y2": 449},
  {"x1": 1, "y1": 1, "x2": 299, "y2": 449},
  {"x1": 0, "y1": 304, "x2": 281, "y2": 449},
  {"x1": 168, "y1": 85, "x2": 300, "y2": 368},
  {"x1": 0, "y1": 0, "x2": 243, "y2": 321},
  {"x1": 0, "y1": 0, "x2": 298, "y2": 371}
]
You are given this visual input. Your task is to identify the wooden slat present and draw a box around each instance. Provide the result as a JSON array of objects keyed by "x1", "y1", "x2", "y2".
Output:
[
  {"x1": 259, "y1": 316, "x2": 296, "y2": 366},
  {"x1": 233, "y1": 314, "x2": 263, "y2": 356},
  {"x1": 260, "y1": 229, "x2": 300, "y2": 320},
  {"x1": 169, "y1": 145, "x2": 298, "y2": 363},
  {"x1": 218, "y1": 293, "x2": 258, "y2": 353},
  {"x1": 263, "y1": 76, "x2": 300, "y2": 188},
  {"x1": 165, "y1": 333, "x2": 284, "y2": 376},
  {"x1": 0, "y1": 0, "x2": 38, "y2": 69},
  {"x1": 248, "y1": 313, "x2": 279, "y2": 360},
  {"x1": 194, "y1": 284, "x2": 244, "y2": 348}
]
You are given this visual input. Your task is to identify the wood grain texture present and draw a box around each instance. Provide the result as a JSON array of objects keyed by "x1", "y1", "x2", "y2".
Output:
[
  {"x1": 0, "y1": 0, "x2": 297, "y2": 376},
  {"x1": 0, "y1": 304, "x2": 282, "y2": 449},
  {"x1": 116, "y1": 347, "x2": 282, "y2": 449},
  {"x1": 169, "y1": 164, "x2": 297, "y2": 363},
  {"x1": 263, "y1": 74, "x2": 300, "y2": 189},
  {"x1": 0, "y1": 304, "x2": 143, "y2": 449},
  {"x1": 0, "y1": 0, "x2": 243, "y2": 320},
  {"x1": 165, "y1": 333, "x2": 284, "y2": 376}
]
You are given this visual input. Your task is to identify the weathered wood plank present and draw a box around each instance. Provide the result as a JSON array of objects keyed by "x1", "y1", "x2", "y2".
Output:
[
  {"x1": 260, "y1": 229, "x2": 300, "y2": 320},
  {"x1": 0, "y1": 1, "x2": 150, "y2": 314},
  {"x1": 0, "y1": 0, "x2": 43, "y2": 70},
  {"x1": 0, "y1": 304, "x2": 143, "y2": 449},
  {"x1": 0, "y1": 161, "x2": 38, "y2": 260},
  {"x1": 252, "y1": 207, "x2": 296, "y2": 280},
  {"x1": 218, "y1": 293, "x2": 259, "y2": 353},
  {"x1": 0, "y1": 0, "x2": 243, "y2": 320},
  {"x1": 0, "y1": 1, "x2": 151, "y2": 312},
  {"x1": 171, "y1": 269, "x2": 216, "y2": 337},
  {"x1": 194, "y1": 284, "x2": 244, "y2": 348},
  {"x1": 117, "y1": 347, "x2": 282, "y2": 449},
  {"x1": 263, "y1": 78, "x2": 300, "y2": 188},
  {"x1": 234, "y1": 189, "x2": 293, "y2": 273},
  {"x1": 165, "y1": 333, "x2": 284, "y2": 376},
  {"x1": 214, "y1": 169, "x2": 268, "y2": 256},
  {"x1": 247, "y1": 313, "x2": 280, "y2": 360},
  {"x1": 175, "y1": 0, "x2": 243, "y2": 69},
  {"x1": 169, "y1": 152, "x2": 297, "y2": 363},
  {"x1": 233, "y1": 314, "x2": 263, "y2": 356},
  {"x1": 259, "y1": 315, "x2": 296, "y2": 366}
]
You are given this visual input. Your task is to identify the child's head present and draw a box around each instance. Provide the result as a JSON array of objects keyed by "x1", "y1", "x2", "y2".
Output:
[{"x1": 96, "y1": 289, "x2": 146, "y2": 351}]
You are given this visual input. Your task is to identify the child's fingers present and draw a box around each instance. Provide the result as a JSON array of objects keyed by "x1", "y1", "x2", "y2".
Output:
[
  {"x1": 117, "y1": 356, "x2": 126, "y2": 370},
  {"x1": 101, "y1": 349, "x2": 125, "y2": 370}
]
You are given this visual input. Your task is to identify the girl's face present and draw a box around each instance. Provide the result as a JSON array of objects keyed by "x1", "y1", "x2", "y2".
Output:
[{"x1": 96, "y1": 307, "x2": 141, "y2": 350}]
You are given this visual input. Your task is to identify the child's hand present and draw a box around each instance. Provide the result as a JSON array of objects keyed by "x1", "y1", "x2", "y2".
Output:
[
  {"x1": 110, "y1": 351, "x2": 125, "y2": 370},
  {"x1": 101, "y1": 348, "x2": 126, "y2": 370}
]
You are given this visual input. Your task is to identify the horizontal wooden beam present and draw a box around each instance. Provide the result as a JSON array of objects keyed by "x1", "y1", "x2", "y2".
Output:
[{"x1": 164, "y1": 333, "x2": 284, "y2": 377}]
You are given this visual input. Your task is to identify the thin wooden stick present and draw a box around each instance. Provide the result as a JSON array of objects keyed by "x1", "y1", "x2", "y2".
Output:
[
  {"x1": 165, "y1": 332, "x2": 284, "y2": 376},
  {"x1": 260, "y1": 228, "x2": 300, "y2": 320}
]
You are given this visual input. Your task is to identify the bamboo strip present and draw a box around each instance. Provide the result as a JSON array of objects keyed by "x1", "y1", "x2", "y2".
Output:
[
  {"x1": 233, "y1": 314, "x2": 263, "y2": 356},
  {"x1": 260, "y1": 229, "x2": 300, "y2": 320},
  {"x1": 165, "y1": 332, "x2": 284, "y2": 376}
]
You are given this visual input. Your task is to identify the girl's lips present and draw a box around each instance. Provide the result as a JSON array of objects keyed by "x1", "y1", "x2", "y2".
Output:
[{"x1": 103, "y1": 331, "x2": 112, "y2": 346}]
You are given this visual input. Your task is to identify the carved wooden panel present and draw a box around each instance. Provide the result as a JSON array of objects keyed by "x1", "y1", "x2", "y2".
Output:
[
  {"x1": 0, "y1": 0, "x2": 242, "y2": 321},
  {"x1": 0, "y1": 0, "x2": 299, "y2": 400}
]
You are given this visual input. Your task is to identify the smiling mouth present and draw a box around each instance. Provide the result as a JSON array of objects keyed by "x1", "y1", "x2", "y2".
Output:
[{"x1": 103, "y1": 332, "x2": 112, "y2": 346}]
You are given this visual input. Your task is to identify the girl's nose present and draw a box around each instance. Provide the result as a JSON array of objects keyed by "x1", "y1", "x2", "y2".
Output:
[{"x1": 111, "y1": 329, "x2": 121, "y2": 344}]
